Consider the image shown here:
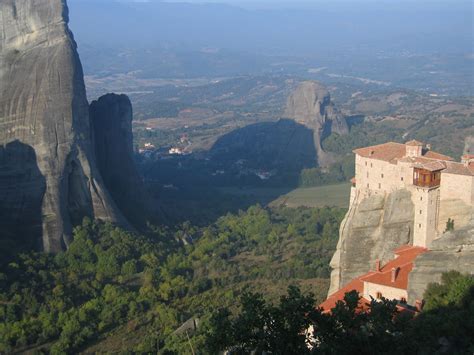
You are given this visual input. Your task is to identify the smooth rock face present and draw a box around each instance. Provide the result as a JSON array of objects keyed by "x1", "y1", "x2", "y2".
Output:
[
  {"x1": 408, "y1": 224, "x2": 474, "y2": 303},
  {"x1": 464, "y1": 136, "x2": 474, "y2": 154},
  {"x1": 90, "y1": 94, "x2": 150, "y2": 228},
  {"x1": 284, "y1": 81, "x2": 348, "y2": 166},
  {"x1": 328, "y1": 189, "x2": 414, "y2": 296},
  {"x1": 0, "y1": 0, "x2": 125, "y2": 253}
]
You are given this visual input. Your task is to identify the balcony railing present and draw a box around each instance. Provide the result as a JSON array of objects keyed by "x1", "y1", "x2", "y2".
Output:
[{"x1": 413, "y1": 178, "x2": 440, "y2": 188}]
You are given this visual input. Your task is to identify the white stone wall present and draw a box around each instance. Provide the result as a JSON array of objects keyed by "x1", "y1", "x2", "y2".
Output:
[
  {"x1": 363, "y1": 281, "x2": 408, "y2": 301},
  {"x1": 440, "y1": 173, "x2": 474, "y2": 205},
  {"x1": 412, "y1": 187, "x2": 440, "y2": 248},
  {"x1": 354, "y1": 155, "x2": 412, "y2": 197}
]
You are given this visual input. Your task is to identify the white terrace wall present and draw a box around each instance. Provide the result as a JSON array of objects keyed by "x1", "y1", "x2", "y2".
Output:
[{"x1": 363, "y1": 281, "x2": 408, "y2": 302}]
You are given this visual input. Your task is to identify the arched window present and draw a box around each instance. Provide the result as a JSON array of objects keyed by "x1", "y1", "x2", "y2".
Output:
[{"x1": 376, "y1": 292, "x2": 382, "y2": 299}]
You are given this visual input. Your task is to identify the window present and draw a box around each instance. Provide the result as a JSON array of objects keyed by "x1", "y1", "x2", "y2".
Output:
[
  {"x1": 401, "y1": 177, "x2": 404, "y2": 181},
  {"x1": 367, "y1": 183, "x2": 369, "y2": 188},
  {"x1": 365, "y1": 161, "x2": 367, "y2": 166},
  {"x1": 371, "y1": 163, "x2": 373, "y2": 168},
  {"x1": 400, "y1": 297, "x2": 407, "y2": 304},
  {"x1": 419, "y1": 210, "x2": 422, "y2": 214},
  {"x1": 376, "y1": 292, "x2": 382, "y2": 299},
  {"x1": 419, "y1": 224, "x2": 422, "y2": 228},
  {"x1": 379, "y1": 183, "x2": 381, "y2": 189},
  {"x1": 420, "y1": 197, "x2": 423, "y2": 201},
  {"x1": 381, "y1": 174, "x2": 384, "y2": 178}
]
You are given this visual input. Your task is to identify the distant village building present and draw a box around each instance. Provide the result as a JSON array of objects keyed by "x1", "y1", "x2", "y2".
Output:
[{"x1": 169, "y1": 147, "x2": 184, "y2": 155}]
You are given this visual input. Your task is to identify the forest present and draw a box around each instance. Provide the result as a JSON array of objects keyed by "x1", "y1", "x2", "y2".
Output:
[{"x1": 0, "y1": 205, "x2": 345, "y2": 353}]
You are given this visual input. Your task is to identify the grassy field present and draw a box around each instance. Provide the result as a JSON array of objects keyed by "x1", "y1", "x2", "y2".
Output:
[
  {"x1": 218, "y1": 183, "x2": 350, "y2": 209},
  {"x1": 269, "y1": 183, "x2": 351, "y2": 208}
]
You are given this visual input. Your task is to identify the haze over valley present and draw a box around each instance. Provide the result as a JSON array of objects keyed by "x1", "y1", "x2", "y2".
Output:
[{"x1": 0, "y1": 0, "x2": 473, "y2": 353}]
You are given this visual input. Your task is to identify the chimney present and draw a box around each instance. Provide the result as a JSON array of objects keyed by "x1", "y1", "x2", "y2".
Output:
[
  {"x1": 375, "y1": 259, "x2": 381, "y2": 272},
  {"x1": 415, "y1": 300, "x2": 424, "y2": 312},
  {"x1": 391, "y1": 267, "x2": 399, "y2": 282},
  {"x1": 405, "y1": 140, "x2": 423, "y2": 157},
  {"x1": 426, "y1": 144, "x2": 431, "y2": 151}
]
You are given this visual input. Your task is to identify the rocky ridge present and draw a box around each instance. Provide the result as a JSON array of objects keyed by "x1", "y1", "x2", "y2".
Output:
[
  {"x1": 0, "y1": 0, "x2": 128, "y2": 254},
  {"x1": 90, "y1": 94, "x2": 152, "y2": 228},
  {"x1": 284, "y1": 81, "x2": 348, "y2": 167}
]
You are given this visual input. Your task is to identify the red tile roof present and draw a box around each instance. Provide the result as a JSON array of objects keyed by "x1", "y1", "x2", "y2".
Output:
[
  {"x1": 424, "y1": 151, "x2": 454, "y2": 161},
  {"x1": 353, "y1": 142, "x2": 407, "y2": 163},
  {"x1": 412, "y1": 160, "x2": 447, "y2": 172},
  {"x1": 443, "y1": 161, "x2": 474, "y2": 176},
  {"x1": 319, "y1": 279, "x2": 369, "y2": 313},
  {"x1": 319, "y1": 245, "x2": 428, "y2": 313},
  {"x1": 360, "y1": 246, "x2": 427, "y2": 290},
  {"x1": 353, "y1": 142, "x2": 453, "y2": 163}
]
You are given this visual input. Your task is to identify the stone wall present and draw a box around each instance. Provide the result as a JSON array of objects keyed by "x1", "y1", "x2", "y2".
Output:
[{"x1": 408, "y1": 224, "x2": 474, "y2": 303}]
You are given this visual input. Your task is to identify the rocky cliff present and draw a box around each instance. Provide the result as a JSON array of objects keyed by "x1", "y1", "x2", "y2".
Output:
[
  {"x1": 328, "y1": 189, "x2": 414, "y2": 296},
  {"x1": 329, "y1": 187, "x2": 474, "y2": 299},
  {"x1": 284, "y1": 81, "x2": 348, "y2": 167},
  {"x1": 0, "y1": 0, "x2": 126, "y2": 253},
  {"x1": 90, "y1": 94, "x2": 152, "y2": 228},
  {"x1": 465, "y1": 136, "x2": 474, "y2": 154},
  {"x1": 408, "y1": 224, "x2": 474, "y2": 303}
]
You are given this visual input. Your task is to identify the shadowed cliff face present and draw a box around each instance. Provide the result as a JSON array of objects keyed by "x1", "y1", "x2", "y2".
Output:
[
  {"x1": 0, "y1": 0, "x2": 126, "y2": 253},
  {"x1": 90, "y1": 94, "x2": 152, "y2": 229},
  {"x1": 210, "y1": 119, "x2": 318, "y2": 172},
  {"x1": 0, "y1": 141, "x2": 45, "y2": 260},
  {"x1": 284, "y1": 81, "x2": 348, "y2": 167}
]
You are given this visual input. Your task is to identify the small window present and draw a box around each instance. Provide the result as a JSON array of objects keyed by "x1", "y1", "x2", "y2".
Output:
[
  {"x1": 367, "y1": 183, "x2": 369, "y2": 188},
  {"x1": 371, "y1": 163, "x2": 373, "y2": 168},
  {"x1": 419, "y1": 224, "x2": 422, "y2": 228},
  {"x1": 379, "y1": 183, "x2": 381, "y2": 189},
  {"x1": 420, "y1": 197, "x2": 423, "y2": 201},
  {"x1": 381, "y1": 174, "x2": 384, "y2": 178},
  {"x1": 376, "y1": 292, "x2": 382, "y2": 299},
  {"x1": 401, "y1": 177, "x2": 404, "y2": 181},
  {"x1": 400, "y1": 297, "x2": 407, "y2": 304},
  {"x1": 365, "y1": 161, "x2": 368, "y2": 166},
  {"x1": 419, "y1": 210, "x2": 422, "y2": 214}
]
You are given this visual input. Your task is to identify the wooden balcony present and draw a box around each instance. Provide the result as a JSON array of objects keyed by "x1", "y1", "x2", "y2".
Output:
[{"x1": 413, "y1": 168, "x2": 441, "y2": 188}]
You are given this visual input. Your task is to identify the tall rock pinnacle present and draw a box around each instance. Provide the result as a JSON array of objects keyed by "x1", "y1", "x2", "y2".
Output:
[
  {"x1": 0, "y1": 0, "x2": 126, "y2": 253},
  {"x1": 284, "y1": 81, "x2": 348, "y2": 166}
]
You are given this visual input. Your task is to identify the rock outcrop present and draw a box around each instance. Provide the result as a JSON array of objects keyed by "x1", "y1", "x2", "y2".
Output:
[
  {"x1": 464, "y1": 136, "x2": 474, "y2": 154},
  {"x1": 408, "y1": 224, "x2": 474, "y2": 303},
  {"x1": 0, "y1": 0, "x2": 126, "y2": 253},
  {"x1": 284, "y1": 81, "x2": 348, "y2": 167},
  {"x1": 90, "y1": 94, "x2": 151, "y2": 228},
  {"x1": 328, "y1": 189, "x2": 414, "y2": 296}
]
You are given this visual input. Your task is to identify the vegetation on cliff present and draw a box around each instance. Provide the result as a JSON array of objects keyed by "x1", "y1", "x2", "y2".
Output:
[
  {"x1": 205, "y1": 272, "x2": 474, "y2": 354},
  {"x1": 0, "y1": 205, "x2": 344, "y2": 353}
]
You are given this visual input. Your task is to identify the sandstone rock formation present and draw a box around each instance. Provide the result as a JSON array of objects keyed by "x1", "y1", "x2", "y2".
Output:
[
  {"x1": 90, "y1": 94, "x2": 151, "y2": 228},
  {"x1": 328, "y1": 189, "x2": 414, "y2": 296},
  {"x1": 408, "y1": 223, "x2": 474, "y2": 303},
  {"x1": 464, "y1": 136, "x2": 474, "y2": 154},
  {"x1": 0, "y1": 0, "x2": 126, "y2": 253},
  {"x1": 284, "y1": 81, "x2": 348, "y2": 166}
]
